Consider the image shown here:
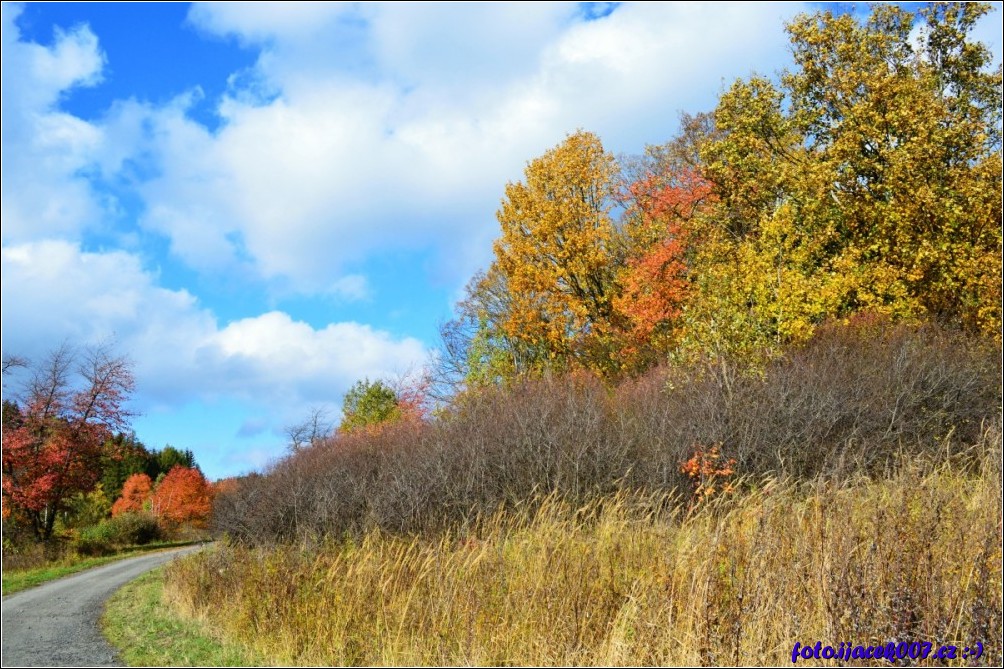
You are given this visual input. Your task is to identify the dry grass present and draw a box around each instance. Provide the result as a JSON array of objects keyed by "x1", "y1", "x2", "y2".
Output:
[{"x1": 166, "y1": 454, "x2": 1001, "y2": 666}]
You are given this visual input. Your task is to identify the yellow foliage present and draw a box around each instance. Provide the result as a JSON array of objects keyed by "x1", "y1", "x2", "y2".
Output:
[
  {"x1": 680, "y1": 2, "x2": 1002, "y2": 361},
  {"x1": 492, "y1": 130, "x2": 622, "y2": 373}
]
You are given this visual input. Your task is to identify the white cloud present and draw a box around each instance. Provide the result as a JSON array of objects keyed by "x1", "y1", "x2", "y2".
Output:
[
  {"x1": 127, "y1": 2, "x2": 807, "y2": 292},
  {"x1": 0, "y1": 241, "x2": 428, "y2": 410},
  {"x1": 0, "y1": 3, "x2": 109, "y2": 243},
  {"x1": 187, "y1": 2, "x2": 354, "y2": 45}
]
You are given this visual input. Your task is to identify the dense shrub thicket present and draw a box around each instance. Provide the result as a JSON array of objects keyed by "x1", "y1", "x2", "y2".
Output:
[{"x1": 214, "y1": 321, "x2": 1001, "y2": 544}]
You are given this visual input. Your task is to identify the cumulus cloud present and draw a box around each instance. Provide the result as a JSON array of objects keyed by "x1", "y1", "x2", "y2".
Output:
[
  {"x1": 0, "y1": 3, "x2": 109, "y2": 243},
  {"x1": 131, "y1": 2, "x2": 807, "y2": 292},
  {"x1": 187, "y1": 2, "x2": 353, "y2": 45},
  {"x1": 0, "y1": 2, "x2": 809, "y2": 295},
  {"x1": 0, "y1": 241, "x2": 428, "y2": 411}
]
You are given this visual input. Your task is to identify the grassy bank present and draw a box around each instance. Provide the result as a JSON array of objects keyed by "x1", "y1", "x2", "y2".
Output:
[
  {"x1": 102, "y1": 568, "x2": 264, "y2": 666},
  {"x1": 2, "y1": 540, "x2": 198, "y2": 596},
  {"x1": 161, "y1": 458, "x2": 1001, "y2": 666}
]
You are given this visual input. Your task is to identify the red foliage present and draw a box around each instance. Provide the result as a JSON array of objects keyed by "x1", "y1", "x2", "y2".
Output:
[
  {"x1": 111, "y1": 473, "x2": 153, "y2": 516},
  {"x1": 150, "y1": 466, "x2": 213, "y2": 529},
  {"x1": 617, "y1": 229, "x2": 689, "y2": 340},
  {"x1": 395, "y1": 375, "x2": 431, "y2": 425},
  {"x1": 614, "y1": 171, "x2": 713, "y2": 354},
  {"x1": 1, "y1": 345, "x2": 134, "y2": 540},
  {"x1": 625, "y1": 169, "x2": 713, "y2": 223}
]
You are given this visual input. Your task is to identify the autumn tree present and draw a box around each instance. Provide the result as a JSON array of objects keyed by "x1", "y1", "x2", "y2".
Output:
[
  {"x1": 491, "y1": 130, "x2": 623, "y2": 375},
  {"x1": 111, "y1": 472, "x2": 153, "y2": 516},
  {"x1": 612, "y1": 165, "x2": 714, "y2": 372},
  {"x1": 63, "y1": 483, "x2": 113, "y2": 529},
  {"x1": 682, "y1": 2, "x2": 1001, "y2": 361},
  {"x1": 149, "y1": 465, "x2": 212, "y2": 529},
  {"x1": 1, "y1": 343, "x2": 135, "y2": 541},
  {"x1": 2, "y1": 354, "x2": 28, "y2": 378}
]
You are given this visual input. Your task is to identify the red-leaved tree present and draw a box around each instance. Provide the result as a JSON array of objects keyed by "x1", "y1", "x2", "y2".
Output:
[
  {"x1": 150, "y1": 465, "x2": 212, "y2": 529},
  {"x1": 614, "y1": 170, "x2": 713, "y2": 368},
  {"x1": 111, "y1": 472, "x2": 153, "y2": 517},
  {"x1": 2, "y1": 344, "x2": 134, "y2": 541}
]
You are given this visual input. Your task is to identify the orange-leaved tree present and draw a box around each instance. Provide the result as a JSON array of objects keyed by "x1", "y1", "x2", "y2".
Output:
[
  {"x1": 150, "y1": 465, "x2": 212, "y2": 529},
  {"x1": 492, "y1": 130, "x2": 622, "y2": 376},
  {"x1": 613, "y1": 168, "x2": 714, "y2": 372},
  {"x1": 111, "y1": 472, "x2": 152, "y2": 516}
]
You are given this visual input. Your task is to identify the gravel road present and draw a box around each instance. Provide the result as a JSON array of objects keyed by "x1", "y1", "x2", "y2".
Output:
[{"x1": 1, "y1": 545, "x2": 202, "y2": 667}]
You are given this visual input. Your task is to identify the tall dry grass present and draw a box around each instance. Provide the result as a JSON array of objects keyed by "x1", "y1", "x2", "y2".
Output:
[{"x1": 167, "y1": 451, "x2": 1002, "y2": 666}]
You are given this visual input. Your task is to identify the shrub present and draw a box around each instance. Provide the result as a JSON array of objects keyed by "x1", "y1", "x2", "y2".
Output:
[
  {"x1": 75, "y1": 512, "x2": 161, "y2": 556},
  {"x1": 213, "y1": 320, "x2": 1000, "y2": 545},
  {"x1": 75, "y1": 524, "x2": 117, "y2": 557}
]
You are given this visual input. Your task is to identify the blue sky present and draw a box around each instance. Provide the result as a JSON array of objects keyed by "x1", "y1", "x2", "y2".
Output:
[{"x1": 2, "y1": 2, "x2": 1000, "y2": 479}]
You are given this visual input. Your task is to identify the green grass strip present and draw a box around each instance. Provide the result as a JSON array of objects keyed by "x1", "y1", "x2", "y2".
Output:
[
  {"x1": 101, "y1": 567, "x2": 266, "y2": 667},
  {"x1": 2, "y1": 541, "x2": 197, "y2": 596}
]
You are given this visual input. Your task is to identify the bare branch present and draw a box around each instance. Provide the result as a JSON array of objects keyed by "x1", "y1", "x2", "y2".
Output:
[
  {"x1": 285, "y1": 406, "x2": 334, "y2": 452},
  {"x1": 2, "y1": 354, "x2": 28, "y2": 376}
]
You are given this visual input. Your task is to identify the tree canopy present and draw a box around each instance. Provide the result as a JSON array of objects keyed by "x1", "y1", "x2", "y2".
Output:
[{"x1": 436, "y1": 2, "x2": 1001, "y2": 392}]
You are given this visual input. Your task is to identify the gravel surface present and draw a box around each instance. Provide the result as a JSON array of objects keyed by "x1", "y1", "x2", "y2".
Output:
[{"x1": 1, "y1": 545, "x2": 202, "y2": 667}]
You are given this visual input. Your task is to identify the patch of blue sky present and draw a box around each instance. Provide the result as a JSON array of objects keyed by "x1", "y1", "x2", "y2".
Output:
[
  {"x1": 13, "y1": 2, "x2": 257, "y2": 133},
  {"x1": 131, "y1": 398, "x2": 288, "y2": 479},
  {"x1": 272, "y1": 249, "x2": 452, "y2": 345},
  {"x1": 578, "y1": 2, "x2": 621, "y2": 21}
]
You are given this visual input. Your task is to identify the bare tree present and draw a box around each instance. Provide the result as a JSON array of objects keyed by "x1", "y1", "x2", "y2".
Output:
[{"x1": 285, "y1": 406, "x2": 334, "y2": 452}]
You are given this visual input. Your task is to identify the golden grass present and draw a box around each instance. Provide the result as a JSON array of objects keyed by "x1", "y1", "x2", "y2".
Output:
[{"x1": 165, "y1": 458, "x2": 1001, "y2": 666}]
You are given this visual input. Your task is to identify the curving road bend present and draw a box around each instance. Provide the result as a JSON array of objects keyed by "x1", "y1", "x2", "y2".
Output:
[{"x1": 1, "y1": 545, "x2": 202, "y2": 667}]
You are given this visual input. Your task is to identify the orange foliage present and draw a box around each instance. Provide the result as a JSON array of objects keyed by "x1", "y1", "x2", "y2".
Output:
[
  {"x1": 679, "y1": 444, "x2": 736, "y2": 504},
  {"x1": 212, "y1": 477, "x2": 241, "y2": 497},
  {"x1": 614, "y1": 171, "x2": 713, "y2": 367},
  {"x1": 111, "y1": 472, "x2": 153, "y2": 517},
  {"x1": 395, "y1": 376, "x2": 430, "y2": 425},
  {"x1": 150, "y1": 465, "x2": 213, "y2": 529},
  {"x1": 624, "y1": 169, "x2": 712, "y2": 224},
  {"x1": 616, "y1": 228, "x2": 688, "y2": 340}
]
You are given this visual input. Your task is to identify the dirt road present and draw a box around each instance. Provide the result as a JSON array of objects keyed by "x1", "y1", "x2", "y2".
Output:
[{"x1": 1, "y1": 545, "x2": 201, "y2": 667}]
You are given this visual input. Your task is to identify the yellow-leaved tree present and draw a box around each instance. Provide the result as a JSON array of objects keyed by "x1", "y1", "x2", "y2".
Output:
[
  {"x1": 490, "y1": 130, "x2": 623, "y2": 375},
  {"x1": 681, "y1": 2, "x2": 1002, "y2": 361}
]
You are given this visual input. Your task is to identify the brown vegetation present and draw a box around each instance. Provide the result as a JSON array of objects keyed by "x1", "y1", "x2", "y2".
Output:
[
  {"x1": 213, "y1": 320, "x2": 1000, "y2": 544},
  {"x1": 169, "y1": 454, "x2": 1002, "y2": 665}
]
